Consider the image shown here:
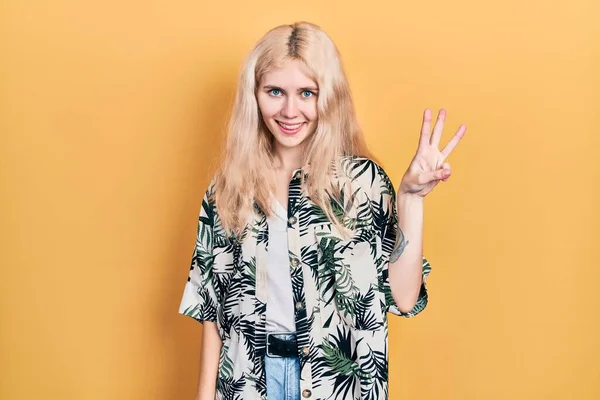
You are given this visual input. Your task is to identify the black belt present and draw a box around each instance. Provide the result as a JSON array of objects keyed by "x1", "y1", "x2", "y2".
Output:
[{"x1": 266, "y1": 332, "x2": 297, "y2": 358}]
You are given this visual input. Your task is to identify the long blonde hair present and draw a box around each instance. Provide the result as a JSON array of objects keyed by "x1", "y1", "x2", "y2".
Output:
[{"x1": 214, "y1": 21, "x2": 374, "y2": 237}]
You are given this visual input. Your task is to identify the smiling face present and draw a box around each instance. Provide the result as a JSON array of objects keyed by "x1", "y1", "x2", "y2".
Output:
[{"x1": 256, "y1": 59, "x2": 319, "y2": 161}]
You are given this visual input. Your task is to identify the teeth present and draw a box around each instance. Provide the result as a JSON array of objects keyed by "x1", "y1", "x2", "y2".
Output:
[{"x1": 278, "y1": 122, "x2": 303, "y2": 130}]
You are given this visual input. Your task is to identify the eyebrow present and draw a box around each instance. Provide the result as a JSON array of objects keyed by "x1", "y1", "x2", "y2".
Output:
[{"x1": 262, "y1": 85, "x2": 319, "y2": 92}]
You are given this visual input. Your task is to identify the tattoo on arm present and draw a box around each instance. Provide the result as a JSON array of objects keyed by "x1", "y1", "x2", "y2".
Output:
[{"x1": 389, "y1": 231, "x2": 409, "y2": 263}]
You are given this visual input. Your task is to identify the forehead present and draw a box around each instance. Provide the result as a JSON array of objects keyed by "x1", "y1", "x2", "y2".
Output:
[{"x1": 260, "y1": 59, "x2": 318, "y2": 89}]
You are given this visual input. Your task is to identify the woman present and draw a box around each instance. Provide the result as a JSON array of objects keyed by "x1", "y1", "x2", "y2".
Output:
[{"x1": 178, "y1": 21, "x2": 466, "y2": 400}]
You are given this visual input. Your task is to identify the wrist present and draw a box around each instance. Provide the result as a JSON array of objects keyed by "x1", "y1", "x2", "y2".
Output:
[{"x1": 397, "y1": 191, "x2": 424, "y2": 204}]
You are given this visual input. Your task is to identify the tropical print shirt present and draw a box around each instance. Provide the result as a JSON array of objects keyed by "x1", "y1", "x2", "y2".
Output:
[{"x1": 178, "y1": 156, "x2": 431, "y2": 400}]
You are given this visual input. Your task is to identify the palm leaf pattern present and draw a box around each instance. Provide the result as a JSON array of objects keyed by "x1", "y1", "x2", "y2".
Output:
[
  {"x1": 317, "y1": 231, "x2": 360, "y2": 317},
  {"x1": 178, "y1": 157, "x2": 432, "y2": 399}
]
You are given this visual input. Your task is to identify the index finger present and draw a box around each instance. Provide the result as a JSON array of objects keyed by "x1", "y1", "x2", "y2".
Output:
[{"x1": 418, "y1": 108, "x2": 432, "y2": 149}]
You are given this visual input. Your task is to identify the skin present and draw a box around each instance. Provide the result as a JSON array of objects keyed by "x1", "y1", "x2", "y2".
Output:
[
  {"x1": 195, "y1": 59, "x2": 319, "y2": 400},
  {"x1": 195, "y1": 321, "x2": 221, "y2": 400},
  {"x1": 196, "y1": 59, "x2": 467, "y2": 397},
  {"x1": 256, "y1": 59, "x2": 319, "y2": 207},
  {"x1": 388, "y1": 109, "x2": 467, "y2": 312},
  {"x1": 255, "y1": 60, "x2": 469, "y2": 313}
]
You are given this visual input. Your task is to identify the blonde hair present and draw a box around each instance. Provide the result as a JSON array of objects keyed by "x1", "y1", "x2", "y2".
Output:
[{"x1": 214, "y1": 21, "x2": 375, "y2": 237}]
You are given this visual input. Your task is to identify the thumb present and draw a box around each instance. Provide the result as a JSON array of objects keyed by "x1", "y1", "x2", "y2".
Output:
[{"x1": 420, "y1": 166, "x2": 451, "y2": 183}]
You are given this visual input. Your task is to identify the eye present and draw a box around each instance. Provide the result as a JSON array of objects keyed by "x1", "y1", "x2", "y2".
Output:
[
  {"x1": 268, "y1": 89, "x2": 282, "y2": 96},
  {"x1": 301, "y1": 90, "x2": 314, "y2": 98}
]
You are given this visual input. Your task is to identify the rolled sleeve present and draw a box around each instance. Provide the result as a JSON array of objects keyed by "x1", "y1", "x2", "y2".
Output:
[
  {"x1": 385, "y1": 257, "x2": 431, "y2": 318},
  {"x1": 178, "y1": 184, "x2": 218, "y2": 324}
]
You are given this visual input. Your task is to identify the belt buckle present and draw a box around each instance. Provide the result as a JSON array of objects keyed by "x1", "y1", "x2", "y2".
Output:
[{"x1": 266, "y1": 331, "x2": 294, "y2": 358}]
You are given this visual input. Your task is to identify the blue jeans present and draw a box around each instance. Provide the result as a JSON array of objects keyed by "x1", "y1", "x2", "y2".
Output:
[{"x1": 264, "y1": 337, "x2": 300, "y2": 400}]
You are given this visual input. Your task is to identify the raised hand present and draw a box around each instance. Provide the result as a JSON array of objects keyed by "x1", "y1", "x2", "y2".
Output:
[{"x1": 398, "y1": 108, "x2": 466, "y2": 197}]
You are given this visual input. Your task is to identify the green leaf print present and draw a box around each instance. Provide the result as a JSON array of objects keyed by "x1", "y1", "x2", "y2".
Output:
[
  {"x1": 322, "y1": 337, "x2": 360, "y2": 376},
  {"x1": 317, "y1": 234, "x2": 359, "y2": 318}
]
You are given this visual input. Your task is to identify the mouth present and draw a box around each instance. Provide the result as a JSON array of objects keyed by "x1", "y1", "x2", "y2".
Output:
[{"x1": 276, "y1": 120, "x2": 306, "y2": 135}]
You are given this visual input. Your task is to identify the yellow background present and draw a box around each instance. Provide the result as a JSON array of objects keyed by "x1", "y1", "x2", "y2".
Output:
[{"x1": 1, "y1": 0, "x2": 599, "y2": 399}]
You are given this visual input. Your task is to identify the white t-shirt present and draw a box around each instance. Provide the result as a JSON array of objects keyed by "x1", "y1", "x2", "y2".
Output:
[{"x1": 265, "y1": 198, "x2": 296, "y2": 333}]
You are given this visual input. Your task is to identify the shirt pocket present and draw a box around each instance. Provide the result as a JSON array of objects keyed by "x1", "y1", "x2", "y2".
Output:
[{"x1": 313, "y1": 223, "x2": 384, "y2": 331}]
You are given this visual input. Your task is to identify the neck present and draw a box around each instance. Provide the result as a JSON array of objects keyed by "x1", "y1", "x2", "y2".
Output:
[{"x1": 273, "y1": 143, "x2": 305, "y2": 172}]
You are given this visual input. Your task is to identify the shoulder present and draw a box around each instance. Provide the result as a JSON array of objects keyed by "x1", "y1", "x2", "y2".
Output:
[
  {"x1": 206, "y1": 177, "x2": 217, "y2": 199},
  {"x1": 197, "y1": 176, "x2": 219, "y2": 222},
  {"x1": 339, "y1": 155, "x2": 395, "y2": 197}
]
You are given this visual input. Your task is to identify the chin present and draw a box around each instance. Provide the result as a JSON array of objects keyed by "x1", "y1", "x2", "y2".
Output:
[
  {"x1": 270, "y1": 123, "x2": 313, "y2": 150},
  {"x1": 274, "y1": 135, "x2": 310, "y2": 150}
]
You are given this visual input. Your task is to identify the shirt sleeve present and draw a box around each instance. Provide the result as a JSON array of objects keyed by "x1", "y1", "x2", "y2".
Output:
[
  {"x1": 373, "y1": 162, "x2": 431, "y2": 318},
  {"x1": 178, "y1": 183, "x2": 219, "y2": 324}
]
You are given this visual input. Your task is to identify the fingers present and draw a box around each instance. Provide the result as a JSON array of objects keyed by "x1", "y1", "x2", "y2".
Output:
[
  {"x1": 438, "y1": 164, "x2": 451, "y2": 181},
  {"x1": 441, "y1": 124, "x2": 467, "y2": 159},
  {"x1": 430, "y1": 109, "x2": 446, "y2": 148},
  {"x1": 419, "y1": 165, "x2": 451, "y2": 185},
  {"x1": 418, "y1": 109, "x2": 432, "y2": 149},
  {"x1": 441, "y1": 163, "x2": 451, "y2": 182}
]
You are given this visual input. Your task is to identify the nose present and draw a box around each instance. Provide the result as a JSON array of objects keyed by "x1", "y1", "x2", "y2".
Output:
[{"x1": 280, "y1": 96, "x2": 298, "y2": 119}]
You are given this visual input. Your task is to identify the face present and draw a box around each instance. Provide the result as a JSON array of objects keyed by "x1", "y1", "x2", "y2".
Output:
[{"x1": 256, "y1": 59, "x2": 319, "y2": 157}]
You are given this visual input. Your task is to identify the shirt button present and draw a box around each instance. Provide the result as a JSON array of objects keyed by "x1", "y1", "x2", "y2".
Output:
[
  {"x1": 288, "y1": 216, "x2": 297, "y2": 225},
  {"x1": 302, "y1": 346, "x2": 310, "y2": 356},
  {"x1": 260, "y1": 314, "x2": 266, "y2": 321},
  {"x1": 295, "y1": 301, "x2": 303, "y2": 311},
  {"x1": 295, "y1": 171, "x2": 302, "y2": 179},
  {"x1": 302, "y1": 389, "x2": 312, "y2": 398},
  {"x1": 291, "y1": 258, "x2": 300, "y2": 267}
]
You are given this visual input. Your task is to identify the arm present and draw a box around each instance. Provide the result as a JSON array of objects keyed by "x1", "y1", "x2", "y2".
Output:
[
  {"x1": 195, "y1": 321, "x2": 222, "y2": 400},
  {"x1": 388, "y1": 107, "x2": 466, "y2": 313},
  {"x1": 178, "y1": 181, "x2": 222, "y2": 399},
  {"x1": 388, "y1": 193, "x2": 424, "y2": 313}
]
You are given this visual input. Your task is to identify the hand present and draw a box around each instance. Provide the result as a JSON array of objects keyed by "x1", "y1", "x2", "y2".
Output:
[{"x1": 398, "y1": 108, "x2": 466, "y2": 197}]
